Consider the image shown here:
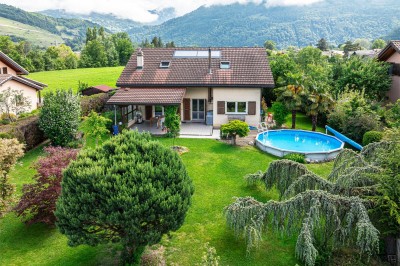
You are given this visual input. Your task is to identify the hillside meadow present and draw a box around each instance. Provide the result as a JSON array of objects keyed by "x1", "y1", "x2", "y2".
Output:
[{"x1": 29, "y1": 66, "x2": 124, "y2": 93}]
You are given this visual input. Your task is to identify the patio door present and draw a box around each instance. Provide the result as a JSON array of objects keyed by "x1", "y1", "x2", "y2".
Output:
[{"x1": 192, "y1": 99, "x2": 205, "y2": 121}]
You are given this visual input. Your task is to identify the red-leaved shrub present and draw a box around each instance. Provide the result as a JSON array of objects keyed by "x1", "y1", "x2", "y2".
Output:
[{"x1": 14, "y1": 146, "x2": 79, "y2": 225}]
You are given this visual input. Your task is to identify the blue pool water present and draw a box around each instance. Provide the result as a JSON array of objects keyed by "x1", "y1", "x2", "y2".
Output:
[{"x1": 257, "y1": 130, "x2": 343, "y2": 153}]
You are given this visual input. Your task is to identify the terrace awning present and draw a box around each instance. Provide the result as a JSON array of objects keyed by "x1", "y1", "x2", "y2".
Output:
[{"x1": 107, "y1": 88, "x2": 186, "y2": 105}]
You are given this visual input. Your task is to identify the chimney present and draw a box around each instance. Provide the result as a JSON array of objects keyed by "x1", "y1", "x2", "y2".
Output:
[
  {"x1": 208, "y1": 47, "x2": 212, "y2": 75},
  {"x1": 137, "y1": 48, "x2": 144, "y2": 70}
]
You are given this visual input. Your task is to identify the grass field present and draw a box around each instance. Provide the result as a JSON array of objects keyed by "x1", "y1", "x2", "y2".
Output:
[
  {"x1": 1, "y1": 133, "x2": 333, "y2": 265},
  {"x1": 28, "y1": 66, "x2": 124, "y2": 94},
  {"x1": 0, "y1": 17, "x2": 63, "y2": 47}
]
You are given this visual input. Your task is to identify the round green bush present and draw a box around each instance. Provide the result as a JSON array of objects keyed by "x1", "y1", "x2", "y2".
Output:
[
  {"x1": 362, "y1": 131, "x2": 383, "y2": 146},
  {"x1": 55, "y1": 130, "x2": 194, "y2": 264},
  {"x1": 283, "y1": 153, "x2": 306, "y2": 164}
]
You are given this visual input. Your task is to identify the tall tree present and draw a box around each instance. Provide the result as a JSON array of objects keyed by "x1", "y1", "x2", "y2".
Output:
[
  {"x1": 303, "y1": 80, "x2": 335, "y2": 131},
  {"x1": 372, "y1": 39, "x2": 387, "y2": 49},
  {"x1": 79, "y1": 40, "x2": 107, "y2": 68},
  {"x1": 264, "y1": 40, "x2": 276, "y2": 50},
  {"x1": 275, "y1": 72, "x2": 306, "y2": 129},
  {"x1": 112, "y1": 32, "x2": 134, "y2": 65},
  {"x1": 316, "y1": 38, "x2": 328, "y2": 51}
]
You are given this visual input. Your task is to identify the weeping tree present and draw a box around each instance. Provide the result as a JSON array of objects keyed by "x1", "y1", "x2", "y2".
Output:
[{"x1": 226, "y1": 142, "x2": 396, "y2": 266}]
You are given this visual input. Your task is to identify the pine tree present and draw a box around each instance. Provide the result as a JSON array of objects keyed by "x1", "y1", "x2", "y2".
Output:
[{"x1": 55, "y1": 130, "x2": 194, "y2": 265}]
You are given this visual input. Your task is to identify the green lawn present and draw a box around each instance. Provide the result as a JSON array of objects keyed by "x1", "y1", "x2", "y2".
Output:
[
  {"x1": 28, "y1": 66, "x2": 124, "y2": 94},
  {"x1": 1, "y1": 137, "x2": 333, "y2": 266}
]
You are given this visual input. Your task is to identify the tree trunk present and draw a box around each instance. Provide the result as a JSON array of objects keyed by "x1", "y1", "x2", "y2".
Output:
[
  {"x1": 232, "y1": 134, "x2": 237, "y2": 145},
  {"x1": 291, "y1": 110, "x2": 297, "y2": 129},
  {"x1": 312, "y1": 115, "x2": 317, "y2": 131},
  {"x1": 121, "y1": 244, "x2": 145, "y2": 265}
]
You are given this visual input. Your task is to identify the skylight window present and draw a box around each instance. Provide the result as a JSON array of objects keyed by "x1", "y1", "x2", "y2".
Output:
[
  {"x1": 173, "y1": 50, "x2": 221, "y2": 58},
  {"x1": 160, "y1": 61, "x2": 171, "y2": 68},
  {"x1": 220, "y1": 61, "x2": 230, "y2": 69}
]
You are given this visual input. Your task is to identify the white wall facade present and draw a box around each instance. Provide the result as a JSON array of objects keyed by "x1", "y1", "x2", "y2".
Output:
[
  {"x1": 0, "y1": 80, "x2": 38, "y2": 113},
  {"x1": 212, "y1": 87, "x2": 261, "y2": 127},
  {"x1": 0, "y1": 62, "x2": 17, "y2": 75}
]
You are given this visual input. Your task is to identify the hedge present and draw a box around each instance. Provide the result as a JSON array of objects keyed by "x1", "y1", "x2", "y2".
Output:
[
  {"x1": 81, "y1": 93, "x2": 109, "y2": 116},
  {"x1": 0, "y1": 115, "x2": 46, "y2": 150}
]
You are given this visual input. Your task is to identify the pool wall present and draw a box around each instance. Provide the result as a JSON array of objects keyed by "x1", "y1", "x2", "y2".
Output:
[{"x1": 256, "y1": 130, "x2": 344, "y2": 162}]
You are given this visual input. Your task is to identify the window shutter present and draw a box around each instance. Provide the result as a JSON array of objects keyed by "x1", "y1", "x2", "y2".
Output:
[
  {"x1": 217, "y1": 101, "x2": 225, "y2": 114},
  {"x1": 248, "y1": 101, "x2": 256, "y2": 115}
]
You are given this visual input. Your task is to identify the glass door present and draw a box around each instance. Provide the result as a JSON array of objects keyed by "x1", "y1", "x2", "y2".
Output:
[{"x1": 192, "y1": 99, "x2": 205, "y2": 120}]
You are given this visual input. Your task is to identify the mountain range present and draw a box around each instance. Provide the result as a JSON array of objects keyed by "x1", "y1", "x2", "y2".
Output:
[{"x1": 1, "y1": 0, "x2": 400, "y2": 49}]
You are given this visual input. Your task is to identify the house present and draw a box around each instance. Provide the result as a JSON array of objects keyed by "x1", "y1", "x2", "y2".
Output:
[
  {"x1": 0, "y1": 51, "x2": 46, "y2": 112},
  {"x1": 107, "y1": 47, "x2": 274, "y2": 128},
  {"x1": 81, "y1": 85, "x2": 116, "y2": 96},
  {"x1": 377, "y1": 41, "x2": 400, "y2": 102},
  {"x1": 351, "y1": 49, "x2": 381, "y2": 58}
]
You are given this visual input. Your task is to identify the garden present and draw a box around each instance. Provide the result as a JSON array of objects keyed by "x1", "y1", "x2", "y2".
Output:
[{"x1": 1, "y1": 46, "x2": 400, "y2": 265}]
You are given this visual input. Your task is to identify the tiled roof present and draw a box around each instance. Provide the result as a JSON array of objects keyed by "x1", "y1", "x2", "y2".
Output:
[
  {"x1": 0, "y1": 51, "x2": 29, "y2": 75},
  {"x1": 378, "y1": 40, "x2": 400, "y2": 61},
  {"x1": 107, "y1": 88, "x2": 186, "y2": 105},
  {"x1": 117, "y1": 47, "x2": 274, "y2": 88},
  {"x1": 89, "y1": 85, "x2": 115, "y2": 92},
  {"x1": 0, "y1": 74, "x2": 46, "y2": 90}
]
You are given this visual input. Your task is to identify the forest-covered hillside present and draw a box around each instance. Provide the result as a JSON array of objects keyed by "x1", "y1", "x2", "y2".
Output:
[{"x1": 128, "y1": 0, "x2": 400, "y2": 48}]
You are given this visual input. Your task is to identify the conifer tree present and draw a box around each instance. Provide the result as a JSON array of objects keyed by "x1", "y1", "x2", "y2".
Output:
[{"x1": 55, "y1": 130, "x2": 194, "y2": 265}]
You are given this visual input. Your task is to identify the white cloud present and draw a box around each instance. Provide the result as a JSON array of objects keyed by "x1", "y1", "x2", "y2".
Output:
[
  {"x1": 0, "y1": 0, "x2": 324, "y2": 22},
  {"x1": 265, "y1": 0, "x2": 323, "y2": 7}
]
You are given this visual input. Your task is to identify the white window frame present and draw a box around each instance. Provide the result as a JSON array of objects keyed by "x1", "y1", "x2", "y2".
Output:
[{"x1": 226, "y1": 101, "x2": 247, "y2": 114}]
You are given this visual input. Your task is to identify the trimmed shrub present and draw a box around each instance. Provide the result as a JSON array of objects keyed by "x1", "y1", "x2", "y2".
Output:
[
  {"x1": 39, "y1": 89, "x2": 81, "y2": 147},
  {"x1": 55, "y1": 130, "x2": 194, "y2": 265},
  {"x1": 362, "y1": 131, "x2": 383, "y2": 146},
  {"x1": 271, "y1": 102, "x2": 289, "y2": 127},
  {"x1": 14, "y1": 147, "x2": 79, "y2": 225},
  {"x1": 81, "y1": 93, "x2": 109, "y2": 116},
  {"x1": 283, "y1": 153, "x2": 306, "y2": 164},
  {"x1": 221, "y1": 120, "x2": 249, "y2": 145}
]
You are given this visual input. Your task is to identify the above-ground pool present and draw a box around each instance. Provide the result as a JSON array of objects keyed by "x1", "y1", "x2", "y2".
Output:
[{"x1": 256, "y1": 130, "x2": 344, "y2": 161}]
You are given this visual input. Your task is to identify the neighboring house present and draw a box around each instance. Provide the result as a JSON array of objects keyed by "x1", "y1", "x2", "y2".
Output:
[
  {"x1": 81, "y1": 85, "x2": 116, "y2": 96},
  {"x1": 378, "y1": 41, "x2": 400, "y2": 102},
  {"x1": 351, "y1": 49, "x2": 381, "y2": 58},
  {"x1": 107, "y1": 47, "x2": 274, "y2": 127},
  {"x1": 0, "y1": 51, "x2": 47, "y2": 113}
]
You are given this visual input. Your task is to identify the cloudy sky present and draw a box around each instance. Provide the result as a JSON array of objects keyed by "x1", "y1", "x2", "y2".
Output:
[{"x1": 0, "y1": 0, "x2": 323, "y2": 23}]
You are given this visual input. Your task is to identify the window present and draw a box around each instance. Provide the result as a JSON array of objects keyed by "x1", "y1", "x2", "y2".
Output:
[
  {"x1": 220, "y1": 61, "x2": 230, "y2": 69},
  {"x1": 160, "y1": 61, "x2": 170, "y2": 68},
  {"x1": 226, "y1": 102, "x2": 247, "y2": 114},
  {"x1": 2, "y1": 67, "x2": 7, "y2": 74},
  {"x1": 155, "y1": 105, "x2": 164, "y2": 116},
  {"x1": 122, "y1": 105, "x2": 137, "y2": 122},
  {"x1": 392, "y1": 63, "x2": 400, "y2": 76}
]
